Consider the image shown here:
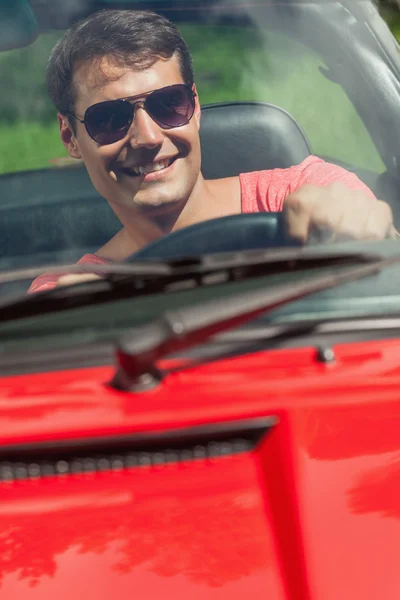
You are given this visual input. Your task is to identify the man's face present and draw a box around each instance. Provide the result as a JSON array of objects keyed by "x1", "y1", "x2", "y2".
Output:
[{"x1": 60, "y1": 55, "x2": 202, "y2": 217}]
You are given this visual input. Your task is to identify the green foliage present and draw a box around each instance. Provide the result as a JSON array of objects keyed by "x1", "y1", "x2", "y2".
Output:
[{"x1": 0, "y1": 33, "x2": 59, "y2": 123}]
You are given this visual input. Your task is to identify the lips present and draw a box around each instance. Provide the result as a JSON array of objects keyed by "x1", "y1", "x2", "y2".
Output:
[{"x1": 117, "y1": 156, "x2": 178, "y2": 177}]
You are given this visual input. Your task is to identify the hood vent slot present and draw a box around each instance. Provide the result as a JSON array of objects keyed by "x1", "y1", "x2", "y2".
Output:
[{"x1": 0, "y1": 416, "x2": 276, "y2": 482}]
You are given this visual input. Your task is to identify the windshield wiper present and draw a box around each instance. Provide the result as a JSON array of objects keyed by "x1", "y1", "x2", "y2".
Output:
[
  {"x1": 111, "y1": 254, "x2": 400, "y2": 391},
  {"x1": 0, "y1": 259, "x2": 175, "y2": 285},
  {"x1": 0, "y1": 248, "x2": 387, "y2": 322}
]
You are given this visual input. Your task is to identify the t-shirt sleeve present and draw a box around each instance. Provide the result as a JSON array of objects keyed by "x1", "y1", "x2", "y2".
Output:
[
  {"x1": 27, "y1": 254, "x2": 111, "y2": 294},
  {"x1": 240, "y1": 156, "x2": 376, "y2": 213}
]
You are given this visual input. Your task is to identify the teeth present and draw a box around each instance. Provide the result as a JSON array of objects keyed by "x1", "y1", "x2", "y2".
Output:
[{"x1": 133, "y1": 159, "x2": 171, "y2": 176}]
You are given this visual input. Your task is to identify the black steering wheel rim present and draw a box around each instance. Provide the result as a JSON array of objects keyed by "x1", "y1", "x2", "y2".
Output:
[{"x1": 129, "y1": 212, "x2": 299, "y2": 261}]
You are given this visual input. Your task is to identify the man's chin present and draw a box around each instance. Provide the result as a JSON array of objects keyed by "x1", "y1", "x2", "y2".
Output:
[{"x1": 133, "y1": 196, "x2": 186, "y2": 217}]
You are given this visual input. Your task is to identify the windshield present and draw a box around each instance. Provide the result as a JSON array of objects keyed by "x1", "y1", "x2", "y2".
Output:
[{"x1": 1, "y1": 0, "x2": 400, "y2": 332}]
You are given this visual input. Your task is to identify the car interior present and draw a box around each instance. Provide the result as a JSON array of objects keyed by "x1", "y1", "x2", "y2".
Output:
[
  {"x1": 2, "y1": 0, "x2": 400, "y2": 280},
  {"x1": 0, "y1": 101, "x2": 313, "y2": 272}
]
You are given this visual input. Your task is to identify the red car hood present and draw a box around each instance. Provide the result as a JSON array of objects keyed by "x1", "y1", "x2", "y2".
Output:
[{"x1": 1, "y1": 338, "x2": 400, "y2": 599}]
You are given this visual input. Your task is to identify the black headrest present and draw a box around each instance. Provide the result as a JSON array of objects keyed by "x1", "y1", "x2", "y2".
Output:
[{"x1": 200, "y1": 102, "x2": 312, "y2": 179}]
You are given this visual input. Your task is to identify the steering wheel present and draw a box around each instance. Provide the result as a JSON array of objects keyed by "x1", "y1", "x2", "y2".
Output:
[{"x1": 129, "y1": 213, "x2": 300, "y2": 261}]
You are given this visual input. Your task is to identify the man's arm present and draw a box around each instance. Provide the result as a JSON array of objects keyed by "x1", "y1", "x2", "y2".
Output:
[
  {"x1": 28, "y1": 254, "x2": 108, "y2": 293},
  {"x1": 240, "y1": 156, "x2": 395, "y2": 242},
  {"x1": 283, "y1": 182, "x2": 396, "y2": 244}
]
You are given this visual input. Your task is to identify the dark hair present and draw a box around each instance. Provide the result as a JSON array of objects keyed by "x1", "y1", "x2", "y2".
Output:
[{"x1": 46, "y1": 9, "x2": 194, "y2": 118}]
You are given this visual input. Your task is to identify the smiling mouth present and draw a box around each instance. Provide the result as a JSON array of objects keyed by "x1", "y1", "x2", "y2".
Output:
[{"x1": 117, "y1": 156, "x2": 177, "y2": 177}]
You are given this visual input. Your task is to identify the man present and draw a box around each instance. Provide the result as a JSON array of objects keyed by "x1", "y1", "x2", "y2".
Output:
[{"x1": 29, "y1": 9, "x2": 396, "y2": 292}]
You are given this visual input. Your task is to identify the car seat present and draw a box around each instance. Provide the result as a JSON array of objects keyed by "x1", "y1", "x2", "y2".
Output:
[{"x1": 200, "y1": 101, "x2": 312, "y2": 178}]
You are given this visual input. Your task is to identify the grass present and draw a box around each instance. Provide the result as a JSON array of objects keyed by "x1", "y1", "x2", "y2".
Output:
[
  {"x1": 0, "y1": 122, "x2": 67, "y2": 174},
  {"x1": 1, "y1": 20, "x2": 397, "y2": 176}
]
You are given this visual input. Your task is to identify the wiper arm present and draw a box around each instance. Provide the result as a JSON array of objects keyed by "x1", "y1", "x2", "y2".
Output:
[
  {"x1": 111, "y1": 255, "x2": 400, "y2": 391},
  {"x1": 0, "y1": 248, "x2": 385, "y2": 322}
]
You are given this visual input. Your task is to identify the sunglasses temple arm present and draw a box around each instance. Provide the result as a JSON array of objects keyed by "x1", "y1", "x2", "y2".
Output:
[{"x1": 66, "y1": 112, "x2": 85, "y2": 124}]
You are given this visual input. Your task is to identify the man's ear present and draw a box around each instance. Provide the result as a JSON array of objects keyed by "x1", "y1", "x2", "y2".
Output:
[
  {"x1": 58, "y1": 113, "x2": 83, "y2": 159},
  {"x1": 193, "y1": 84, "x2": 201, "y2": 130}
]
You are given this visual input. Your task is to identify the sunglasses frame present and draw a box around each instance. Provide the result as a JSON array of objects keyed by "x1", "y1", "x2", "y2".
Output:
[{"x1": 67, "y1": 84, "x2": 197, "y2": 145}]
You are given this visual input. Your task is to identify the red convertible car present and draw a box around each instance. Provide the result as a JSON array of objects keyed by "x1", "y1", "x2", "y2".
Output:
[{"x1": 1, "y1": 1, "x2": 400, "y2": 598}]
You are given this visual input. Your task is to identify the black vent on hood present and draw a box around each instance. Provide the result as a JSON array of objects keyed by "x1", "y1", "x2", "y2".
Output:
[{"x1": 0, "y1": 416, "x2": 276, "y2": 482}]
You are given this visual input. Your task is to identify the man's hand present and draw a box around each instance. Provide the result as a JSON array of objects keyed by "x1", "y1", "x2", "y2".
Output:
[
  {"x1": 283, "y1": 182, "x2": 396, "y2": 244},
  {"x1": 56, "y1": 273, "x2": 101, "y2": 286}
]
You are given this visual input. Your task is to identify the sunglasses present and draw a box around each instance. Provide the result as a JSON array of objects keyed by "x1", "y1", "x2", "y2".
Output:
[{"x1": 68, "y1": 84, "x2": 196, "y2": 146}]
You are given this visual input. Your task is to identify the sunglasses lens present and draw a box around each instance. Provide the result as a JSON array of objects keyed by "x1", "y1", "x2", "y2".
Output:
[
  {"x1": 85, "y1": 100, "x2": 132, "y2": 144},
  {"x1": 83, "y1": 85, "x2": 194, "y2": 144},
  {"x1": 146, "y1": 85, "x2": 195, "y2": 128}
]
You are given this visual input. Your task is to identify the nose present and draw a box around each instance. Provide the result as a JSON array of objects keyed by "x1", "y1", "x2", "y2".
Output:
[{"x1": 127, "y1": 105, "x2": 164, "y2": 149}]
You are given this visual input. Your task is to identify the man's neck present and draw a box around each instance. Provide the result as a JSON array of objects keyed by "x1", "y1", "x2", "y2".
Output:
[{"x1": 97, "y1": 174, "x2": 241, "y2": 261}]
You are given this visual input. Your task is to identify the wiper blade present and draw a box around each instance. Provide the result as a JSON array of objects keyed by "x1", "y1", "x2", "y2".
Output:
[
  {"x1": 0, "y1": 248, "x2": 385, "y2": 323},
  {"x1": 0, "y1": 247, "x2": 378, "y2": 286},
  {"x1": 0, "y1": 260, "x2": 175, "y2": 285},
  {"x1": 112, "y1": 254, "x2": 400, "y2": 391}
]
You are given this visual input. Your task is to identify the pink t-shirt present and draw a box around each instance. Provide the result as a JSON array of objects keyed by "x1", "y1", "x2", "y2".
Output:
[{"x1": 28, "y1": 156, "x2": 375, "y2": 293}]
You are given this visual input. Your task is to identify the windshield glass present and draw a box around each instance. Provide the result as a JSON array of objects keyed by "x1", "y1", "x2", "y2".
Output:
[{"x1": 1, "y1": 0, "x2": 400, "y2": 329}]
